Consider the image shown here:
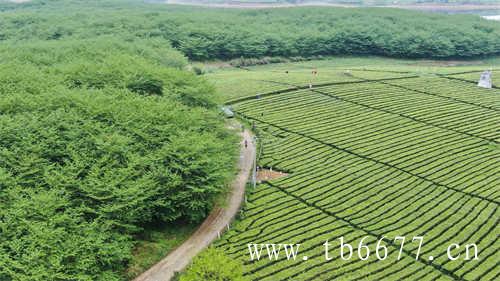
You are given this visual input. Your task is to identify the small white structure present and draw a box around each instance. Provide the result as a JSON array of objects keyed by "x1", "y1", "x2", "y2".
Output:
[
  {"x1": 478, "y1": 70, "x2": 492, "y2": 89},
  {"x1": 221, "y1": 106, "x2": 234, "y2": 118},
  {"x1": 483, "y1": 15, "x2": 500, "y2": 21}
]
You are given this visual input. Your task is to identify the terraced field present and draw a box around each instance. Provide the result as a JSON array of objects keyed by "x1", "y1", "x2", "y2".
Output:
[
  {"x1": 445, "y1": 71, "x2": 499, "y2": 88},
  {"x1": 216, "y1": 71, "x2": 499, "y2": 281}
]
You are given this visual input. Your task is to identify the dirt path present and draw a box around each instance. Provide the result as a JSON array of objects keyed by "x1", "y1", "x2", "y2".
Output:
[{"x1": 134, "y1": 125, "x2": 255, "y2": 281}]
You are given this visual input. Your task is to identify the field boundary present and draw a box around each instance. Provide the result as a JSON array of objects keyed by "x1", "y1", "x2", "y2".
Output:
[
  {"x1": 133, "y1": 125, "x2": 256, "y2": 281},
  {"x1": 224, "y1": 75, "x2": 418, "y2": 105},
  {"x1": 438, "y1": 75, "x2": 499, "y2": 89}
]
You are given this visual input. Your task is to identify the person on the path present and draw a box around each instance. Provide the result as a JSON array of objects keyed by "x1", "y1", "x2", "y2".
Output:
[{"x1": 244, "y1": 140, "x2": 248, "y2": 148}]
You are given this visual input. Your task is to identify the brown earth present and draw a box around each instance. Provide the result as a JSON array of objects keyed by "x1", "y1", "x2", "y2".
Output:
[{"x1": 257, "y1": 168, "x2": 289, "y2": 182}]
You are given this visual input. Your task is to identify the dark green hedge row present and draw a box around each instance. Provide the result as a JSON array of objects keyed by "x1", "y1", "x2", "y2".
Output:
[
  {"x1": 0, "y1": 38, "x2": 238, "y2": 280},
  {"x1": 1, "y1": 1, "x2": 499, "y2": 60}
]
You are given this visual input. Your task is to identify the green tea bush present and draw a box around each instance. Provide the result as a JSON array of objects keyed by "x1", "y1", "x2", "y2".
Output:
[
  {"x1": 180, "y1": 248, "x2": 248, "y2": 281},
  {"x1": 127, "y1": 74, "x2": 164, "y2": 96}
]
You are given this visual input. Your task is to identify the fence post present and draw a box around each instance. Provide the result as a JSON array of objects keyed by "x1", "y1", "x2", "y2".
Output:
[{"x1": 252, "y1": 136, "x2": 257, "y2": 189}]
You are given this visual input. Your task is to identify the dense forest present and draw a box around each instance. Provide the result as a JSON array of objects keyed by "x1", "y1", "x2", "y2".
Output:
[
  {"x1": 0, "y1": 36, "x2": 237, "y2": 280},
  {"x1": 0, "y1": 0, "x2": 499, "y2": 61}
]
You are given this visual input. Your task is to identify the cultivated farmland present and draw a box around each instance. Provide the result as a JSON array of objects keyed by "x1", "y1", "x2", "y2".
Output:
[{"x1": 216, "y1": 69, "x2": 499, "y2": 281}]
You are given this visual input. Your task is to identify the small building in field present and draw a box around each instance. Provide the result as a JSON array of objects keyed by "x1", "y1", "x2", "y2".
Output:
[
  {"x1": 478, "y1": 70, "x2": 492, "y2": 89},
  {"x1": 221, "y1": 106, "x2": 234, "y2": 118}
]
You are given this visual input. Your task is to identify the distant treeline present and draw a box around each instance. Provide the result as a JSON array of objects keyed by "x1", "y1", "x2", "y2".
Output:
[
  {"x1": 175, "y1": 0, "x2": 500, "y2": 4},
  {"x1": 0, "y1": 0, "x2": 499, "y2": 60}
]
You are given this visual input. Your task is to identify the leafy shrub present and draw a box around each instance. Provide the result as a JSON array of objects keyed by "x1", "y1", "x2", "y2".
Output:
[
  {"x1": 192, "y1": 66, "x2": 205, "y2": 75},
  {"x1": 0, "y1": 85, "x2": 237, "y2": 280},
  {"x1": 127, "y1": 74, "x2": 164, "y2": 96},
  {"x1": 0, "y1": 35, "x2": 237, "y2": 281},
  {"x1": 179, "y1": 248, "x2": 248, "y2": 281}
]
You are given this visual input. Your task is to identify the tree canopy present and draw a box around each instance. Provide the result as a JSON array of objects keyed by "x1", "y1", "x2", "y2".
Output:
[
  {"x1": 0, "y1": 37, "x2": 237, "y2": 280},
  {"x1": 0, "y1": 0, "x2": 499, "y2": 60}
]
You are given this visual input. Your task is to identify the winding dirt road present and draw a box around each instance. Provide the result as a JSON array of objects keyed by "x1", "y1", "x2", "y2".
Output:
[{"x1": 134, "y1": 125, "x2": 255, "y2": 281}]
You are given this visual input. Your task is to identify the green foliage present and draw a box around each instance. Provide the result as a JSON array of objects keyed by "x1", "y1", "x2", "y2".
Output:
[
  {"x1": 192, "y1": 66, "x2": 205, "y2": 75},
  {"x1": 0, "y1": 87, "x2": 236, "y2": 280},
  {"x1": 0, "y1": 1, "x2": 497, "y2": 280},
  {"x1": 0, "y1": 1, "x2": 499, "y2": 61},
  {"x1": 127, "y1": 75, "x2": 164, "y2": 96},
  {"x1": 0, "y1": 37, "x2": 221, "y2": 107},
  {"x1": 179, "y1": 248, "x2": 249, "y2": 281},
  {"x1": 0, "y1": 25, "x2": 237, "y2": 281}
]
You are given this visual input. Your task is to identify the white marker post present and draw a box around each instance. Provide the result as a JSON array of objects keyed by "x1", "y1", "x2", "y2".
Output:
[{"x1": 478, "y1": 70, "x2": 492, "y2": 89}]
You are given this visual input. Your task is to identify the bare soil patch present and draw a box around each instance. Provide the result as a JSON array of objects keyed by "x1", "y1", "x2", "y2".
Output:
[{"x1": 257, "y1": 168, "x2": 289, "y2": 182}]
